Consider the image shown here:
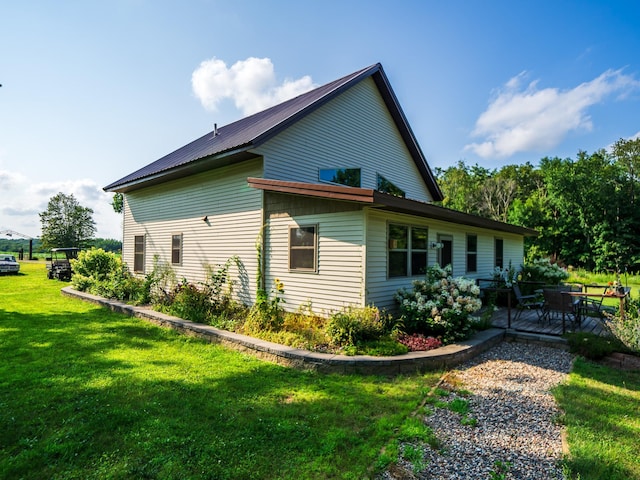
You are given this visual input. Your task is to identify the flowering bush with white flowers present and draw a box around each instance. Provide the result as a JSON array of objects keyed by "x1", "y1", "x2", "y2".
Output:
[
  {"x1": 520, "y1": 258, "x2": 569, "y2": 286},
  {"x1": 395, "y1": 265, "x2": 482, "y2": 343},
  {"x1": 492, "y1": 262, "x2": 519, "y2": 288}
]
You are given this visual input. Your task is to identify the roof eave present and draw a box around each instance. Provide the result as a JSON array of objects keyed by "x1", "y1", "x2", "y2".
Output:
[
  {"x1": 105, "y1": 147, "x2": 258, "y2": 193},
  {"x1": 247, "y1": 178, "x2": 537, "y2": 237}
]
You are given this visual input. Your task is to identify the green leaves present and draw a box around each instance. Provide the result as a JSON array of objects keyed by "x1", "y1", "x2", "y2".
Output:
[
  {"x1": 39, "y1": 192, "x2": 96, "y2": 249},
  {"x1": 436, "y1": 143, "x2": 640, "y2": 272}
]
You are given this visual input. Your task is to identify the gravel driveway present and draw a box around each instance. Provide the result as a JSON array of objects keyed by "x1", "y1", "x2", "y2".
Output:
[{"x1": 382, "y1": 341, "x2": 574, "y2": 479}]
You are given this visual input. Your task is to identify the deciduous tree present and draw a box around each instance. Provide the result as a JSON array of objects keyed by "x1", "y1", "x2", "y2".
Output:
[{"x1": 39, "y1": 193, "x2": 96, "y2": 249}]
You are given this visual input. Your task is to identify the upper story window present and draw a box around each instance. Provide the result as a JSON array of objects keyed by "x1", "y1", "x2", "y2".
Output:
[
  {"x1": 377, "y1": 174, "x2": 405, "y2": 198},
  {"x1": 319, "y1": 168, "x2": 361, "y2": 187}
]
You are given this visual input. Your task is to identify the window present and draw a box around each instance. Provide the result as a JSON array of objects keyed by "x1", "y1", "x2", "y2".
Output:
[
  {"x1": 388, "y1": 224, "x2": 428, "y2": 277},
  {"x1": 134, "y1": 235, "x2": 145, "y2": 273},
  {"x1": 437, "y1": 235, "x2": 453, "y2": 269},
  {"x1": 494, "y1": 238, "x2": 504, "y2": 269},
  {"x1": 377, "y1": 174, "x2": 405, "y2": 198},
  {"x1": 319, "y1": 168, "x2": 361, "y2": 187},
  {"x1": 289, "y1": 225, "x2": 317, "y2": 271},
  {"x1": 411, "y1": 227, "x2": 428, "y2": 276},
  {"x1": 171, "y1": 234, "x2": 182, "y2": 265},
  {"x1": 466, "y1": 234, "x2": 477, "y2": 273}
]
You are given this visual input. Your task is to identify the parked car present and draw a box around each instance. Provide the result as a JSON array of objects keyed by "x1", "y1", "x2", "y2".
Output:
[
  {"x1": 0, "y1": 254, "x2": 20, "y2": 274},
  {"x1": 46, "y1": 247, "x2": 79, "y2": 281}
]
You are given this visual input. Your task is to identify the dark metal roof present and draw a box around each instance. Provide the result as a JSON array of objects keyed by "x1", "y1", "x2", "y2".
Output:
[
  {"x1": 248, "y1": 177, "x2": 538, "y2": 237},
  {"x1": 104, "y1": 63, "x2": 444, "y2": 201}
]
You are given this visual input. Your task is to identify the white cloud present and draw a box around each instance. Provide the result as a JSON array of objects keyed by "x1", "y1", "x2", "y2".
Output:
[
  {"x1": 191, "y1": 57, "x2": 317, "y2": 116},
  {"x1": 0, "y1": 172, "x2": 122, "y2": 240},
  {"x1": 465, "y1": 69, "x2": 640, "y2": 158},
  {"x1": 0, "y1": 170, "x2": 24, "y2": 190}
]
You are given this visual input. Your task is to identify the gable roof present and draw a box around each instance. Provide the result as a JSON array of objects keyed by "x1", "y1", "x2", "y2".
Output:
[
  {"x1": 247, "y1": 177, "x2": 538, "y2": 237},
  {"x1": 104, "y1": 63, "x2": 444, "y2": 200}
]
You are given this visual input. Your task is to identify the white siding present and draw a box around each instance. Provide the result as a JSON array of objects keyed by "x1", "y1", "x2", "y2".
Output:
[
  {"x1": 265, "y1": 208, "x2": 366, "y2": 315},
  {"x1": 365, "y1": 209, "x2": 525, "y2": 311},
  {"x1": 122, "y1": 159, "x2": 263, "y2": 304},
  {"x1": 255, "y1": 77, "x2": 434, "y2": 202}
]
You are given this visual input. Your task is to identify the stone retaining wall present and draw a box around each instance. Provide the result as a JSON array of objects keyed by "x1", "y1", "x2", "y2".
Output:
[{"x1": 63, "y1": 286, "x2": 516, "y2": 375}]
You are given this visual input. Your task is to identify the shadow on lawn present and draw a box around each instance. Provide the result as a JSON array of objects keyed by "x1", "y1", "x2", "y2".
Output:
[{"x1": 0, "y1": 307, "x2": 421, "y2": 480}]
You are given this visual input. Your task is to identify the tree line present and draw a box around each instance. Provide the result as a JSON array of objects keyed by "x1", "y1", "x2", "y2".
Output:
[
  {"x1": 2, "y1": 192, "x2": 121, "y2": 254},
  {"x1": 435, "y1": 137, "x2": 640, "y2": 273},
  {"x1": 0, "y1": 238, "x2": 121, "y2": 254}
]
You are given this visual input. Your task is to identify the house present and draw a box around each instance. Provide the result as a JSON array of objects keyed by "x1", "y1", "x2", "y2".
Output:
[{"x1": 104, "y1": 63, "x2": 536, "y2": 314}]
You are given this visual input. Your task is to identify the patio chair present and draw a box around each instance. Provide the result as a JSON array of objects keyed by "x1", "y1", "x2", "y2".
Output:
[
  {"x1": 512, "y1": 283, "x2": 543, "y2": 321},
  {"x1": 541, "y1": 288, "x2": 580, "y2": 329},
  {"x1": 578, "y1": 288, "x2": 607, "y2": 320}
]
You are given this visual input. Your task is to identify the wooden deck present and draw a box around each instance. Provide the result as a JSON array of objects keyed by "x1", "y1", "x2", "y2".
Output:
[{"x1": 489, "y1": 307, "x2": 609, "y2": 337}]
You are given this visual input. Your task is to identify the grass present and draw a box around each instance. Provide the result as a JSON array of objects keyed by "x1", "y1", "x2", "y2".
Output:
[
  {"x1": 0, "y1": 262, "x2": 441, "y2": 479},
  {"x1": 567, "y1": 269, "x2": 640, "y2": 308},
  {"x1": 553, "y1": 357, "x2": 640, "y2": 480},
  {"x1": 5, "y1": 262, "x2": 640, "y2": 479}
]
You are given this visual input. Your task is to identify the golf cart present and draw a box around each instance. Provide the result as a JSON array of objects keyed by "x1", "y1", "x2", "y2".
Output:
[{"x1": 46, "y1": 247, "x2": 79, "y2": 281}]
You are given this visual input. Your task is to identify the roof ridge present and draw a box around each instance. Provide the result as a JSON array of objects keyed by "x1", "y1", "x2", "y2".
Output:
[{"x1": 216, "y1": 62, "x2": 381, "y2": 139}]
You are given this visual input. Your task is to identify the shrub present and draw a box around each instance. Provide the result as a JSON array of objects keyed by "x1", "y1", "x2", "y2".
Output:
[
  {"x1": 520, "y1": 258, "x2": 569, "y2": 287},
  {"x1": 396, "y1": 333, "x2": 442, "y2": 352},
  {"x1": 71, "y1": 248, "x2": 161, "y2": 305},
  {"x1": 395, "y1": 265, "x2": 482, "y2": 343},
  {"x1": 604, "y1": 297, "x2": 640, "y2": 354},
  {"x1": 491, "y1": 261, "x2": 518, "y2": 289},
  {"x1": 244, "y1": 278, "x2": 286, "y2": 333},
  {"x1": 205, "y1": 256, "x2": 241, "y2": 313},
  {"x1": 72, "y1": 247, "x2": 120, "y2": 281},
  {"x1": 326, "y1": 306, "x2": 389, "y2": 347},
  {"x1": 565, "y1": 332, "x2": 628, "y2": 360},
  {"x1": 165, "y1": 280, "x2": 213, "y2": 322}
]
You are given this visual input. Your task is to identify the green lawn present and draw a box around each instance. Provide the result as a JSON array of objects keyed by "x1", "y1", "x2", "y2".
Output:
[
  {"x1": 0, "y1": 263, "x2": 439, "y2": 479},
  {"x1": 554, "y1": 357, "x2": 640, "y2": 480},
  {"x1": 3, "y1": 263, "x2": 640, "y2": 479}
]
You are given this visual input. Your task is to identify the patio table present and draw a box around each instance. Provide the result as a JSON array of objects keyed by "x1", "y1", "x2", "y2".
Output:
[{"x1": 563, "y1": 287, "x2": 631, "y2": 321}]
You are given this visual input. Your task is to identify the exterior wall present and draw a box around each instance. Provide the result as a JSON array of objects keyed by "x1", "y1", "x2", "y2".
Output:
[
  {"x1": 364, "y1": 209, "x2": 525, "y2": 311},
  {"x1": 264, "y1": 192, "x2": 366, "y2": 314},
  {"x1": 255, "y1": 77, "x2": 434, "y2": 203},
  {"x1": 122, "y1": 159, "x2": 263, "y2": 304}
]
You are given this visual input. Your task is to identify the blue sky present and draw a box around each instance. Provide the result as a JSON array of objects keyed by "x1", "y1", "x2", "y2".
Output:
[{"x1": 1, "y1": 0, "x2": 639, "y2": 239}]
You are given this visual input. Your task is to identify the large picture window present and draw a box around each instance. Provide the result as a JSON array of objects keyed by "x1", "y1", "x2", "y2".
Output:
[
  {"x1": 388, "y1": 224, "x2": 428, "y2": 277},
  {"x1": 466, "y1": 234, "x2": 477, "y2": 273},
  {"x1": 134, "y1": 235, "x2": 145, "y2": 273},
  {"x1": 289, "y1": 225, "x2": 317, "y2": 271},
  {"x1": 171, "y1": 233, "x2": 182, "y2": 265},
  {"x1": 319, "y1": 168, "x2": 361, "y2": 187}
]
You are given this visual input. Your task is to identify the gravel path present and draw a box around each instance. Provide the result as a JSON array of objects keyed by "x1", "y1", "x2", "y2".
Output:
[{"x1": 382, "y1": 341, "x2": 574, "y2": 480}]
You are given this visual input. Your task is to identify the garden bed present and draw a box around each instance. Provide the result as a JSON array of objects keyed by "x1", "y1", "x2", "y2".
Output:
[{"x1": 62, "y1": 286, "x2": 506, "y2": 375}]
